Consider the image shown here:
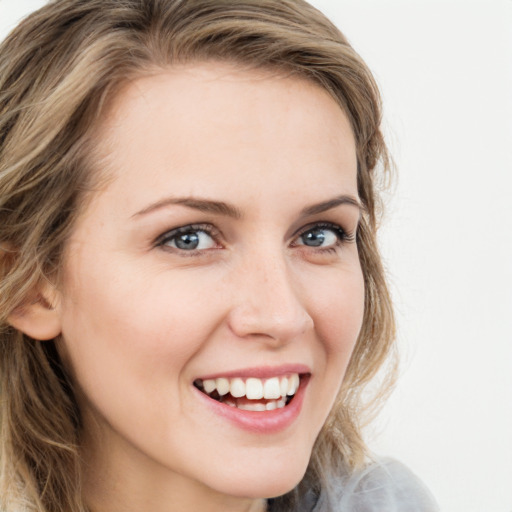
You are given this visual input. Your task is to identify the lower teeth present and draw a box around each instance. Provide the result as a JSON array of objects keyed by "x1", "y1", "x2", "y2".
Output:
[
  {"x1": 238, "y1": 402, "x2": 267, "y2": 411},
  {"x1": 221, "y1": 396, "x2": 288, "y2": 411}
]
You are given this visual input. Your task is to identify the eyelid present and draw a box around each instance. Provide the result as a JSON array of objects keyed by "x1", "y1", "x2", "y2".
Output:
[
  {"x1": 154, "y1": 223, "x2": 222, "y2": 249},
  {"x1": 292, "y1": 221, "x2": 355, "y2": 245}
]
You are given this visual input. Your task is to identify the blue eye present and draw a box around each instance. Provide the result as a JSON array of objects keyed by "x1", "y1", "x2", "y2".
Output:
[
  {"x1": 297, "y1": 224, "x2": 344, "y2": 248},
  {"x1": 158, "y1": 226, "x2": 217, "y2": 251}
]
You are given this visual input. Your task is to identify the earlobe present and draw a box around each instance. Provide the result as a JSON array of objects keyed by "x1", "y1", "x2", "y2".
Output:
[{"x1": 7, "y1": 286, "x2": 62, "y2": 341}]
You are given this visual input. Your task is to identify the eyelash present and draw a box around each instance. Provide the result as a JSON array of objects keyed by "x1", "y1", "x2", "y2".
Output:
[
  {"x1": 293, "y1": 222, "x2": 355, "y2": 253},
  {"x1": 155, "y1": 223, "x2": 221, "y2": 254},
  {"x1": 154, "y1": 221, "x2": 356, "y2": 255}
]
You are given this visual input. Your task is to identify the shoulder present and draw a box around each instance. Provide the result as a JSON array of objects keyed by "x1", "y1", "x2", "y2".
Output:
[{"x1": 315, "y1": 457, "x2": 440, "y2": 512}]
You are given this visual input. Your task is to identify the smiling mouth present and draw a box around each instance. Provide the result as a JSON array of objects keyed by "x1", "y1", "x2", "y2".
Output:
[{"x1": 194, "y1": 373, "x2": 302, "y2": 411}]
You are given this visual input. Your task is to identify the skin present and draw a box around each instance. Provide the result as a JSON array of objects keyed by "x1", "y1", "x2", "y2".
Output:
[{"x1": 49, "y1": 63, "x2": 364, "y2": 512}]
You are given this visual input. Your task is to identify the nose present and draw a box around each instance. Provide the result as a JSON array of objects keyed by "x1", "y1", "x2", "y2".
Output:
[{"x1": 227, "y1": 251, "x2": 314, "y2": 345}]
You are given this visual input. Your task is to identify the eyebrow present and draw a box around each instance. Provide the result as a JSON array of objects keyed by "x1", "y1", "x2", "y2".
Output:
[
  {"x1": 132, "y1": 197, "x2": 242, "y2": 219},
  {"x1": 300, "y1": 195, "x2": 363, "y2": 216},
  {"x1": 132, "y1": 194, "x2": 362, "y2": 219}
]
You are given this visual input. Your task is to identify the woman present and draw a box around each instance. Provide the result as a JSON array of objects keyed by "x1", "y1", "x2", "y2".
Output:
[{"x1": 0, "y1": 1, "x2": 438, "y2": 511}]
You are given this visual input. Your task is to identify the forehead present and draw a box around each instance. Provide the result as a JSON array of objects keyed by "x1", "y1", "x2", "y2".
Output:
[{"x1": 88, "y1": 62, "x2": 357, "y2": 212}]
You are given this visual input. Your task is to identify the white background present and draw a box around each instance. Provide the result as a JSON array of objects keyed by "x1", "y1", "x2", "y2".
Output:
[{"x1": 1, "y1": 1, "x2": 511, "y2": 511}]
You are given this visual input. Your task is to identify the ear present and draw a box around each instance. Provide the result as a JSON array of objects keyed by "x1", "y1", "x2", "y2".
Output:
[{"x1": 8, "y1": 282, "x2": 62, "y2": 341}]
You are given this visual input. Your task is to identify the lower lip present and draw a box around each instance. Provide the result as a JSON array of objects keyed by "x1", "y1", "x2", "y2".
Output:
[{"x1": 194, "y1": 375, "x2": 309, "y2": 434}]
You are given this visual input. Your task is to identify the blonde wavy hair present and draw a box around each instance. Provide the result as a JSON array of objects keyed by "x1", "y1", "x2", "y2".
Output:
[{"x1": 0, "y1": 1, "x2": 395, "y2": 510}]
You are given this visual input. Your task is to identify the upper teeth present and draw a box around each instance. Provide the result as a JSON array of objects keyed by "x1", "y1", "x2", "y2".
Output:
[{"x1": 199, "y1": 373, "x2": 300, "y2": 400}]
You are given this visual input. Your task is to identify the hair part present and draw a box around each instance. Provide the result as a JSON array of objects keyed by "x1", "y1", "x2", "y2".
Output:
[{"x1": 0, "y1": 1, "x2": 395, "y2": 510}]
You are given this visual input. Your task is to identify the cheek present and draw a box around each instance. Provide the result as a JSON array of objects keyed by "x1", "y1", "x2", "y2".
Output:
[
  {"x1": 313, "y1": 265, "x2": 365, "y2": 357},
  {"x1": 58, "y1": 258, "x2": 226, "y2": 384},
  {"x1": 310, "y1": 265, "x2": 364, "y2": 407},
  {"x1": 56, "y1": 261, "x2": 228, "y2": 450},
  {"x1": 290, "y1": 264, "x2": 365, "y2": 449}
]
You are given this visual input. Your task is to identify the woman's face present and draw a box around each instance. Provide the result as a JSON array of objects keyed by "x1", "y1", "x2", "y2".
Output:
[{"x1": 56, "y1": 63, "x2": 364, "y2": 509}]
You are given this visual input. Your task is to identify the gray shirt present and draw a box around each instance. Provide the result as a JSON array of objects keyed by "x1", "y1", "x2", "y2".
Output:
[{"x1": 302, "y1": 458, "x2": 440, "y2": 512}]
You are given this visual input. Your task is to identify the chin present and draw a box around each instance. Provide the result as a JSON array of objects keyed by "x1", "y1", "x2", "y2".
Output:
[
  {"x1": 205, "y1": 449, "x2": 311, "y2": 500},
  {"x1": 224, "y1": 473, "x2": 306, "y2": 501}
]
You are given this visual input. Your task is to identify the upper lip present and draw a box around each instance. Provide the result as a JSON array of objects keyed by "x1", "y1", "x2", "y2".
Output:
[{"x1": 195, "y1": 364, "x2": 311, "y2": 381}]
